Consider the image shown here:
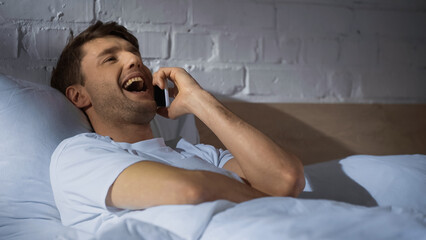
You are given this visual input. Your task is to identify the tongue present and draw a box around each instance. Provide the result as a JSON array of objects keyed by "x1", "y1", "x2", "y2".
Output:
[{"x1": 125, "y1": 81, "x2": 144, "y2": 92}]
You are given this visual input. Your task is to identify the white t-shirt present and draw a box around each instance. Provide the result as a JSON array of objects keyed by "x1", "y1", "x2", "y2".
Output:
[{"x1": 50, "y1": 133, "x2": 240, "y2": 234}]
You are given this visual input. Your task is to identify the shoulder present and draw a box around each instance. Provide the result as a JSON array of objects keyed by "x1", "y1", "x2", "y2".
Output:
[
  {"x1": 50, "y1": 132, "x2": 140, "y2": 186},
  {"x1": 51, "y1": 133, "x2": 128, "y2": 171},
  {"x1": 59, "y1": 132, "x2": 113, "y2": 146},
  {"x1": 54, "y1": 133, "x2": 116, "y2": 154}
]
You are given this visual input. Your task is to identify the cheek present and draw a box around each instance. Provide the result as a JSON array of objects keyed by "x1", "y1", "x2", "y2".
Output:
[
  {"x1": 142, "y1": 65, "x2": 153, "y2": 80},
  {"x1": 89, "y1": 71, "x2": 120, "y2": 89},
  {"x1": 85, "y1": 79, "x2": 110, "y2": 99}
]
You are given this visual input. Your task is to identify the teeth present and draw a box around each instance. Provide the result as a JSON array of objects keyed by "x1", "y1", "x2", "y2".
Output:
[{"x1": 124, "y1": 77, "x2": 143, "y2": 89}]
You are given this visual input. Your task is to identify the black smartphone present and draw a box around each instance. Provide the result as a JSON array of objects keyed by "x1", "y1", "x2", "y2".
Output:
[{"x1": 154, "y1": 86, "x2": 166, "y2": 107}]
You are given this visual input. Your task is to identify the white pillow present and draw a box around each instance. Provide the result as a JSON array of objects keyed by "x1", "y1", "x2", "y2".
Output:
[
  {"x1": 0, "y1": 73, "x2": 199, "y2": 239},
  {"x1": 0, "y1": 74, "x2": 92, "y2": 239},
  {"x1": 301, "y1": 154, "x2": 426, "y2": 213},
  {"x1": 340, "y1": 154, "x2": 426, "y2": 212}
]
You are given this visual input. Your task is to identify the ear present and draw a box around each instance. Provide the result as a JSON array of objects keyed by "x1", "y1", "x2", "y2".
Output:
[{"x1": 65, "y1": 85, "x2": 91, "y2": 109}]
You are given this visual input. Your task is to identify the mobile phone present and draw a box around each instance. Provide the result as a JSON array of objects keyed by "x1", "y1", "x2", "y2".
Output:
[{"x1": 154, "y1": 86, "x2": 170, "y2": 107}]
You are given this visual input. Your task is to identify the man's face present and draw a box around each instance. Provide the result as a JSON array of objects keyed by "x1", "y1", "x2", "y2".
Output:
[{"x1": 79, "y1": 36, "x2": 156, "y2": 126}]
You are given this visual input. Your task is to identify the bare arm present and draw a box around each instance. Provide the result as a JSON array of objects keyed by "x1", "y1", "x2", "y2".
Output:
[
  {"x1": 154, "y1": 68, "x2": 305, "y2": 197},
  {"x1": 107, "y1": 67, "x2": 304, "y2": 210},
  {"x1": 106, "y1": 161, "x2": 267, "y2": 210}
]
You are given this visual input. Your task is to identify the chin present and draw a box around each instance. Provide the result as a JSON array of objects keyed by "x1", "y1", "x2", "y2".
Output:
[{"x1": 133, "y1": 103, "x2": 157, "y2": 124}]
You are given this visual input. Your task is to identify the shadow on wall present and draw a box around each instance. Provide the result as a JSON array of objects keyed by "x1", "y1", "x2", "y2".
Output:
[
  {"x1": 196, "y1": 100, "x2": 426, "y2": 165},
  {"x1": 196, "y1": 101, "x2": 356, "y2": 166}
]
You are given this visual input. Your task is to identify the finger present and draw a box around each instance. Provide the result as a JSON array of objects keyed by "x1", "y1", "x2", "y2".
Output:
[
  {"x1": 152, "y1": 70, "x2": 169, "y2": 89},
  {"x1": 154, "y1": 67, "x2": 186, "y2": 86}
]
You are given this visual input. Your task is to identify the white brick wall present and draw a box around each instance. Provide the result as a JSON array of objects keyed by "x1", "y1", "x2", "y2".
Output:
[
  {"x1": 0, "y1": 0, "x2": 92, "y2": 22},
  {"x1": 172, "y1": 33, "x2": 213, "y2": 60},
  {"x1": 248, "y1": 66, "x2": 328, "y2": 99},
  {"x1": 134, "y1": 31, "x2": 169, "y2": 59},
  {"x1": 219, "y1": 35, "x2": 257, "y2": 63},
  {"x1": 34, "y1": 29, "x2": 70, "y2": 59},
  {"x1": 0, "y1": 28, "x2": 18, "y2": 59},
  {"x1": 189, "y1": 67, "x2": 245, "y2": 95},
  {"x1": 100, "y1": 0, "x2": 187, "y2": 24},
  {"x1": 193, "y1": 0, "x2": 275, "y2": 29},
  {"x1": 0, "y1": 0, "x2": 425, "y2": 103},
  {"x1": 277, "y1": 4, "x2": 353, "y2": 36}
]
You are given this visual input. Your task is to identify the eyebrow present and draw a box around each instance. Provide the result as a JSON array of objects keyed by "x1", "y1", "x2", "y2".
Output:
[
  {"x1": 97, "y1": 46, "x2": 120, "y2": 59},
  {"x1": 96, "y1": 44, "x2": 140, "y2": 59},
  {"x1": 127, "y1": 45, "x2": 140, "y2": 55}
]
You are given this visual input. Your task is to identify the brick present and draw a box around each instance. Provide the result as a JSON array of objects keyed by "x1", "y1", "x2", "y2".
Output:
[
  {"x1": 219, "y1": 35, "x2": 257, "y2": 63},
  {"x1": 193, "y1": 0, "x2": 274, "y2": 29},
  {"x1": 0, "y1": 0, "x2": 92, "y2": 22},
  {"x1": 356, "y1": 10, "x2": 426, "y2": 38},
  {"x1": 100, "y1": 0, "x2": 187, "y2": 24},
  {"x1": 379, "y1": 40, "x2": 414, "y2": 66},
  {"x1": 328, "y1": 71, "x2": 357, "y2": 100},
  {"x1": 361, "y1": 70, "x2": 426, "y2": 101},
  {"x1": 34, "y1": 29, "x2": 69, "y2": 59},
  {"x1": 263, "y1": 36, "x2": 300, "y2": 64},
  {"x1": 248, "y1": 67, "x2": 328, "y2": 100},
  {"x1": 188, "y1": 67, "x2": 244, "y2": 95},
  {"x1": 277, "y1": 4, "x2": 353, "y2": 36},
  {"x1": 172, "y1": 33, "x2": 213, "y2": 60},
  {"x1": 0, "y1": 28, "x2": 18, "y2": 58},
  {"x1": 59, "y1": 0, "x2": 93, "y2": 22},
  {"x1": 279, "y1": 38, "x2": 301, "y2": 64},
  {"x1": 134, "y1": 32, "x2": 168, "y2": 59},
  {"x1": 262, "y1": 37, "x2": 280, "y2": 63},
  {"x1": 340, "y1": 37, "x2": 377, "y2": 66},
  {"x1": 304, "y1": 38, "x2": 339, "y2": 65}
]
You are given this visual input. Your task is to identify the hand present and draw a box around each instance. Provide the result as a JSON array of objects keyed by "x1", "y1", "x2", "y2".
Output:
[{"x1": 152, "y1": 67, "x2": 204, "y2": 119}]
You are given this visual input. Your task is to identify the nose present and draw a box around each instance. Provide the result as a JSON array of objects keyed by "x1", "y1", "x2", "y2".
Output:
[{"x1": 124, "y1": 52, "x2": 142, "y2": 70}]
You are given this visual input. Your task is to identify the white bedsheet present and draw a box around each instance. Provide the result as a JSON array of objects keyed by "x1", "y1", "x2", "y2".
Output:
[
  {"x1": 91, "y1": 154, "x2": 426, "y2": 240},
  {"x1": 94, "y1": 197, "x2": 425, "y2": 240}
]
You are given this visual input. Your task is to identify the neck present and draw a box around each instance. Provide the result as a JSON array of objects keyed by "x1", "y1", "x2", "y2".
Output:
[
  {"x1": 95, "y1": 123, "x2": 155, "y2": 143},
  {"x1": 88, "y1": 114, "x2": 155, "y2": 143}
]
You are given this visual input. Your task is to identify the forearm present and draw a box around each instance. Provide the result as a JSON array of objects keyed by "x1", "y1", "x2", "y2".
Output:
[
  {"x1": 187, "y1": 90, "x2": 305, "y2": 196},
  {"x1": 188, "y1": 170, "x2": 268, "y2": 204},
  {"x1": 106, "y1": 161, "x2": 267, "y2": 210}
]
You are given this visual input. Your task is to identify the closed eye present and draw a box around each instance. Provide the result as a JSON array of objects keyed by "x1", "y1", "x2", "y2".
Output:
[{"x1": 103, "y1": 56, "x2": 117, "y2": 63}]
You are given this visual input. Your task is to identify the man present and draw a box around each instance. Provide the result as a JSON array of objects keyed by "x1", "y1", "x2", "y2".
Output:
[{"x1": 50, "y1": 21, "x2": 304, "y2": 233}]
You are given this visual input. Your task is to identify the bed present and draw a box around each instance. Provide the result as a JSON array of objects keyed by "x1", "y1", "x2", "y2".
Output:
[{"x1": 1, "y1": 73, "x2": 425, "y2": 239}]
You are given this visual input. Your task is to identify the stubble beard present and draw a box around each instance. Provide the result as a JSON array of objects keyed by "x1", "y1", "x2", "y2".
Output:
[{"x1": 94, "y1": 97, "x2": 157, "y2": 126}]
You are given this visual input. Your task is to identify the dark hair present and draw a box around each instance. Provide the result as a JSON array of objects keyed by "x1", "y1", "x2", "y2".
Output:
[{"x1": 50, "y1": 21, "x2": 139, "y2": 94}]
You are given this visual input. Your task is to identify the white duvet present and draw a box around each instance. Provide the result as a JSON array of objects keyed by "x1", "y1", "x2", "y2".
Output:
[
  {"x1": 4, "y1": 154, "x2": 426, "y2": 240},
  {"x1": 94, "y1": 197, "x2": 425, "y2": 240},
  {"x1": 88, "y1": 154, "x2": 426, "y2": 240}
]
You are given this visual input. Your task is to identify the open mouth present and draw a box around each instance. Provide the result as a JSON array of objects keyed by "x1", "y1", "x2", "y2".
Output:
[{"x1": 122, "y1": 77, "x2": 147, "y2": 92}]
